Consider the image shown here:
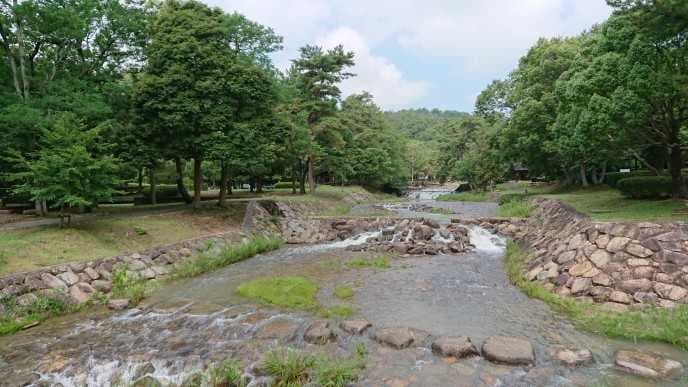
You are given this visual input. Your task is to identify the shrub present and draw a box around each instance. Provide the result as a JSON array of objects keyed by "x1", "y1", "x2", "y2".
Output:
[
  {"x1": 617, "y1": 176, "x2": 673, "y2": 199},
  {"x1": 273, "y1": 181, "x2": 295, "y2": 189},
  {"x1": 605, "y1": 170, "x2": 653, "y2": 188}
]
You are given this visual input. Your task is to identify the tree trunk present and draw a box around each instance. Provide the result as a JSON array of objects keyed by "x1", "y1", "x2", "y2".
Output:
[
  {"x1": 579, "y1": 163, "x2": 589, "y2": 187},
  {"x1": 192, "y1": 158, "x2": 202, "y2": 209},
  {"x1": 299, "y1": 161, "x2": 307, "y2": 194},
  {"x1": 174, "y1": 158, "x2": 192, "y2": 204},
  {"x1": 218, "y1": 160, "x2": 227, "y2": 207},
  {"x1": 628, "y1": 148, "x2": 660, "y2": 175},
  {"x1": 14, "y1": 0, "x2": 29, "y2": 100},
  {"x1": 149, "y1": 165, "x2": 157, "y2": 205},
  {"x1": 590, "y1": 166, "x2": 599, "y2": 185},
  {"x1": 599, "y1": 161, "x2": 607, "y2": 184},
  {"x1": 256, "y1": 176, "x2": 264, "y2": 193},
  {"x1": 228, "y1": 170, "x2": 233, "y2": 195},
  {"x1": 137, "y1": 167, "x2": 144, "y2": 194},
  {"x1": 307, "y1": 154, "x2": 316, "y2": 193},
  {"x1": 291, "y1": 167, "x2": 297, "y2": 194},
  {"x1": 669, "y1": 143, "x2": 684, "y2": 199}
]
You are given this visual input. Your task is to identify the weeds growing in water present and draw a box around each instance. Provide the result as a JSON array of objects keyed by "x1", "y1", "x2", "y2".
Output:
[
  {"x1": 110, "y1": 265, "x2": 156, "y2": 306},
  {"x1": 236, "y1": 276, "x2": 319, "y2": 311},
  {"x1": 207, "y1": 359, "x2": 244, "y2": 386},
  {"x1": 334, "y1": 285, "x2": 354, "y2": 299},
  {"x1": 0, "y1": 293, "x2": 75, "y2": 335},
  {"x1": 506, "y1": 241, "x2": 688, "y2": 349},
  {"x1": 262, "y1": 346, "x2": 366, "y2": 387},
  {"x1": 173, "y1": 235, "x2": 282, "y2": 279},
  {"x1": 320, "y1": 304, "x2": 354, "y2": 319},
  {"x1": 345, "y1": 256, "x2": 390, "y2": 269}
]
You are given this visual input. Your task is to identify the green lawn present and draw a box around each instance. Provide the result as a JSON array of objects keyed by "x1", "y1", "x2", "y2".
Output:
[
  {"x1": 0, "y1": 205, "x2": 245, "y2": 275},
  {"x1": 269, "y1": 185, "x2": 402, "y2": 217},
  {"x1": 539, "y1": 185, "x2": 685, "y2": 222}
]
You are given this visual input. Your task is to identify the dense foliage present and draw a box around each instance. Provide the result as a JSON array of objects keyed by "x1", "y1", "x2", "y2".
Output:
[
  {"x1": 431, "y1": 1, "x2": 688, "y2": 196},
  {"x1": 0, "y1": 0, "x2": 412, "y2": 211}
]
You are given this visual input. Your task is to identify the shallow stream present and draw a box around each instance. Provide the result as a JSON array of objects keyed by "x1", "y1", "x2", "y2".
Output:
[{"x1": 1, "y1": 187, "x2": 687, "y2": 386}]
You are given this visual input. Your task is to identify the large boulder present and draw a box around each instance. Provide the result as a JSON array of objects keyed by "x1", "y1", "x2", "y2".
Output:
[{"x1": 374, "y1": 327, "x2": 417, "y2": 349}]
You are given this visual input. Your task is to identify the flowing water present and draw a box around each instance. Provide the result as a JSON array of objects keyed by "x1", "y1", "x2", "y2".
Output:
[{"x1": 1, "y1": 186, "x2": 687, "y2": 386}]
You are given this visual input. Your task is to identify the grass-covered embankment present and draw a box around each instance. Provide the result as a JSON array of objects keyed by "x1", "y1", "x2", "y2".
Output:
[
  {"x1": 505, "y1": 241, "x2": 688, "y2": 349},
  {"x1": 0, "y1": 203, "x2": 246, "y2": 275},
  {"x1": 0, "y1": 235, "x2": 281, "y2": 336},
  {"x1": 436, "y1": 191, "x2": 490, "y2": 202}
]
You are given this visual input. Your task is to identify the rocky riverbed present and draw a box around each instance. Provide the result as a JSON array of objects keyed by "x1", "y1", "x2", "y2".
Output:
[{"x1": 1, "y1": 188, "x2": 687, "y2": 386}]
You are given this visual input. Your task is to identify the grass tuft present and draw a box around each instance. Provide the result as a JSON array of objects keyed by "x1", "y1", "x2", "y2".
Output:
[
  {"x1": 320, "y1": 304, "x2": 354, "y2": 319},
  {"x1": 505, "y1": 241, "x2": 688, "y2": 349},
  {"x1": 0, "y1": 294, "x2": 75, "y2": 336},
  {"x1": 262, "y1": 347, "x2": 365, "y2": 387},
  {"x1": 345, "y1": 256, "x2": 391, "y2": 269},
  {"x1": 207, "y1": 359, "x2": 244, "y2": 386},
  {"x1": 173, "y1": 235, "x2": 282, "y2": 279},
  {"x1": 236, "y1": 276, "x2": 319, "y2": 311},
  {"x1": 498, "y1": 199, "x2": 533, "y2": 218},
  {"x1": 334, "y1": 285, "x2": 354, "y2": 300}
]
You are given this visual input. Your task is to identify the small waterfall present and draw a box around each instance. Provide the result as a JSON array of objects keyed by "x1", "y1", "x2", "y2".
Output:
[{"x1": 467, "y1": 226, "x2": 505, "y2": 253}]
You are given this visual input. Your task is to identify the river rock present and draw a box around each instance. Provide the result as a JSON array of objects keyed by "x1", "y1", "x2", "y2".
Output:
[
  {"x1": 607, "y1": 237, "x2": 631, "y2": 252},
  {"x1": 595, "y1": 234, "x2": 610, "y2": 249},
  {"x1": 557, "y1": 250, "x2": 576, "y2": 264},
  {"x1": 340, "y1": 319, "x2": 372, "y2": 335},
  {"x1": 254, "y1": 318, "x2": 301, "y2": 341},
  {"x1": 553, "y1": 348, "x2": 593, "y2": 366},
  {"x1": 589, "y1": 250, "x2": 610, "y2": 268},
  {"x1": 431, "y1": 336, "x2": 479, "y2": 358},
  {"x1": 570, "y1": 278, "x2": 591, "y2": 295},
  {"x1": 569, "y1": 261, "x2": 593, "y2": 276},
  {"x1": 374, "y1": 327, "x2": 416, "y2": 349},
  {"x1": 108, "y1": 299, "x2": 129, "y2": 310},
  {"x1": 481, "y1": 336, "x2": 535, "y2": 365},
  {"x1": 592, "y1": 273, "x2": 612, "y2": 287},
  {"x1": 615, "y1": 350, "x2": 683, "y2": 378},
  {"x1": 619, "y1": 278, "x2": 653, "y2": 293},
  {"x1": 654, "y1": 283, "x2": 688, "y2": 301},
  {"x1": 69, "y1": 282, "x2": 95, "y2": 303},
  {"x1": 609, "y1": 290, "x2": 633, "y2": 304},
  {"x1": 57, "y1": 271, "x2": 79, "y2": 286},
  {"x1": 41, "y1": 273, "x2": 67, "y2": 291},
  {"x1": 304, "y1": 320, "x2": 335, "y2": 344},
  {"x1": 626, "y1": 243, "x2": 654, "y2": 258},
  {"x1": 16, "y1": 293, "x2": 38, "y2": 307}
]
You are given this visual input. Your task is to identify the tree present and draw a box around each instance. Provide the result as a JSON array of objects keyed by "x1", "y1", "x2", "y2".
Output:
[
  {"x1": 133, "y1": 0, "x2": 237, "y2": 208},
  {"x1": 291, "y1": 44, "x2": 355, "y2": 192},
  {"x1": 6, "y1": 113, "x2": 117, "y2": 224}
]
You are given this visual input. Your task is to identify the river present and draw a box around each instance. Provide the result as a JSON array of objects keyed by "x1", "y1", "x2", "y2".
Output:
[{"x1": 0, "y1": 186, "x2": 686, "y2": 386}]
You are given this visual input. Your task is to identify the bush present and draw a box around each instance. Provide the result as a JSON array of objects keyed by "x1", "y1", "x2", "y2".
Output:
[
  {"x1": 273, "y1": 181, "x2": 295, "y2": 189},
  {"x1": 605, "y1": 170, "x2": 653, "y2": 188},
  {"x1": 617, "y1": 176, "x2": 673, "y2": 199}
]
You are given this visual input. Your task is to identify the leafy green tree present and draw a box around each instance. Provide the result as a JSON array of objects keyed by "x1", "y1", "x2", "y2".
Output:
[
  {"x1": 291, "y1": 44, "x2": 355, "y2": 192},
  {"x1": 133, "y1": 0, "x2": 238, "y2": 208},
  {"x1": 6, "y1": 113, "x2": 117, "y2": 223}
]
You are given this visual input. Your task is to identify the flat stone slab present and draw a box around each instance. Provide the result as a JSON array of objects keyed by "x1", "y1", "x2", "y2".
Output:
[
  {"x1": 374, "y1": 327, "x2": 416, "y2": 349},
  {"x1": 107, "y1": 299, "x2": 129, "y2": 310},
  {"x1": 615, "y1": 350, "x2": 683, "y2": 378},
  {"x1": 303, "y1": 320, "x2": 335, "y2": 344},
  {"x1": 254, "y1": 317, "x2": 301, "y2": 341},
  {"x1": 481, "y1": 336, "x2": 535, "y2": 365},
  {"x1": 340, "y1": 319, "x2": 372, "y2": 335},
  {"x1": 431, "y1": 336, "x2": 479, "y2": 358}
]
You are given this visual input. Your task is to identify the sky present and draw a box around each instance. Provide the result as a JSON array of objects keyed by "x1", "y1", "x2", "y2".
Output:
[{"x1": 207, "y1": 0, "x2": 612, "y2": 112}]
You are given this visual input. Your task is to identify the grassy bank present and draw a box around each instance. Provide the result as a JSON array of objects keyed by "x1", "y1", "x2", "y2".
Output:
[
  {"x1": 0, "y1": 235, "x2": 281, "y2": 336},
  {"x1": 0, "y1": 204, "x2": 246, "y2": 275},
  {"x1": 270, "y1": 184, "x2": 401, "y2": 217},
  {"x1": 436, "y1": 191, "x2": 490, "y2": 202},
  {"x1": 505, "y1": 241, "x2": 688, "y2": 349}
]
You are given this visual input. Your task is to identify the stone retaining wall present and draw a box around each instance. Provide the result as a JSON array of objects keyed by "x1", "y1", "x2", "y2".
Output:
[
  {"x1": 481, "y1": 198, "x2": 688, "y2": 311},
  {"x1": 0, "y1": 232, "x2": 236, "y2": 306}
]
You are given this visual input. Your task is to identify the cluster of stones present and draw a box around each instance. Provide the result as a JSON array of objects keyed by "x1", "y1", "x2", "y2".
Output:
[
  {"x1": 482, "y1": 198, "x2": 688, "y2": 311},
  {"x1": 0, "y1": 233, "x2": 234, "y2": 308},
  {"x1": 346, "y1": 218, "x2": 472, "y2": 255}
]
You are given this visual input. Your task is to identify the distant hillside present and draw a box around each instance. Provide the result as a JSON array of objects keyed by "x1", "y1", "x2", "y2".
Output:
[{"x1": 384, "y1": 109, "x2": 471, "y2": 141}]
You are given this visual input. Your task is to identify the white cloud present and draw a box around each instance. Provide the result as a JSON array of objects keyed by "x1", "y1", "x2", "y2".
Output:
[
  {"x1": 317, "y1": 27, "x2": 429, "y2": 110},
  {"x1": 207, "y1": 0, "x2": 612, "y2": 109}
]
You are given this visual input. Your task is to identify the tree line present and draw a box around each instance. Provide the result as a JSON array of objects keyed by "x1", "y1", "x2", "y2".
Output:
[
  {"x1": 0, "y1": 0, "x2": 408, "y2": 213},
  {"x1": 441, "y1": 0, "x2": 688, "y2": 198}
]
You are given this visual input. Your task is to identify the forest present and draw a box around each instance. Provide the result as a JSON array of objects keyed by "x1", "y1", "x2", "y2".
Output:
[{"x1": 1, "y1": 0, "x2": 687, "y2": 216}]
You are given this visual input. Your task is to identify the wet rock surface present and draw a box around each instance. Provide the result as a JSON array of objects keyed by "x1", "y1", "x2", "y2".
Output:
[
  {"x1": 481, "y1": 336, "x2": 535, "y2": 366},
  {"x1": 615, "y1": 349, "x2": 683, "y2": 378}
]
